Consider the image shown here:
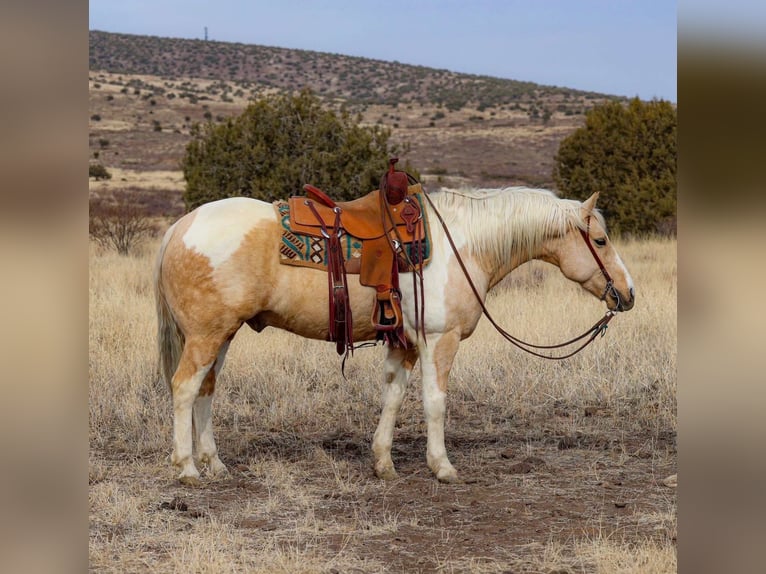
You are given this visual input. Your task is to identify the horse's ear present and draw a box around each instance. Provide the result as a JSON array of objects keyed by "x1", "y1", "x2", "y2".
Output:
[{"x1": 582, "y1": 192, "x2": 600, "y2": 214}]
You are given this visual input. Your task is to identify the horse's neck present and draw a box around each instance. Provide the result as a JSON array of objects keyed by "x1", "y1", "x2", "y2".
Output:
[
  {"x1": 495, "y1": 249, "x2": 542, "y2": 289},
  {"x1": 434, "y1": 194, "x2": 551, "y2": 290}
]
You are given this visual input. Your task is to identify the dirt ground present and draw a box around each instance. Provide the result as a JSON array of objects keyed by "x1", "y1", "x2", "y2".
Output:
[{"x1": 92, "y1": 404, "x2": 676, "y2": 572}]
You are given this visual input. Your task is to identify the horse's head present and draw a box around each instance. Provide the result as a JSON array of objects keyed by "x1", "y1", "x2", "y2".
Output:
[{"x1": 548, "y1": 193, "x2": 635, "y2": 312}]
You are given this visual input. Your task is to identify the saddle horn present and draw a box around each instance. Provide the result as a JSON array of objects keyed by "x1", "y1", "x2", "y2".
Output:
[{"x1": 381, "y1": 157, "x2": 408, "y2": 205}]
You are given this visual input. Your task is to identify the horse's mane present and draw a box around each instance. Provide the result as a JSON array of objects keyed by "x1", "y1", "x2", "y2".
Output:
[{"x1": 428, "y1": 187, "x2": 605, "y2": 266}]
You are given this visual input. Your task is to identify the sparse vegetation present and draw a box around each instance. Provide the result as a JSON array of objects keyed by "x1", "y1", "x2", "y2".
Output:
[
  {"x1": 88, "y1": 32, "x2": 623, "y2": 191},
  {"x1": 89, "y1": 30, "x2": 610, "y2": 110}
]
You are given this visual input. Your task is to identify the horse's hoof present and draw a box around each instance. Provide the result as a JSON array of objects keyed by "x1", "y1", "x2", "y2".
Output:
[
  {"x1": 437, "y1": 474, "x2": 460, "y2": 484},
  {"x1": 208, "y1": 468, "x2": 229, "y2": 481},
  {"x1": 178, "y1": 474, "x2": 201, "y2": 487},
  {"x1": 375, "y1": 467, "x2": 399, "y2": 481},
  {"x1": 207, "y1": 457, "x2": 229, "y2": 478},
  {"x1": 436, "y1": 468, "x2": 460, "y2": 484}
]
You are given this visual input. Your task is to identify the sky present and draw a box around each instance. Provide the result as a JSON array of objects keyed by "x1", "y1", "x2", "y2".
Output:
[{"x1": 89, "y1": 0, "x2": 677, "y2": 102}]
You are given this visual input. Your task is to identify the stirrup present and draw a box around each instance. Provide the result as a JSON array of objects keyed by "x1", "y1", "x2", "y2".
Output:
[{"x1": 372, "y1": 290, "x2": 403, "y2": 332}]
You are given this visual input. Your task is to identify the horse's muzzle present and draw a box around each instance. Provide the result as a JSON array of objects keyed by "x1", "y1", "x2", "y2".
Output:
[
  {"x1": 605, "y1": 283, "x2": 635, "y2": 312},
  {"x1": 615, "y1": 285, "x2": 635, "y2": 312}
]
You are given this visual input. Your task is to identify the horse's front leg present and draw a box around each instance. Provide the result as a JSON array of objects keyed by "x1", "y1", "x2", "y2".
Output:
[
  {"x1": 419, "y1": 330, "x2": 461, "y2": 483},
  {"x1": 372, "y1": 346, "x2": 419, "y2": 480}
]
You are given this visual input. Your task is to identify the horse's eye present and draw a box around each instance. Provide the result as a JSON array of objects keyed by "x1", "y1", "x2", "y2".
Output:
[{"x1": 593, "y1": 238, "x2": 607, "y2": 247}]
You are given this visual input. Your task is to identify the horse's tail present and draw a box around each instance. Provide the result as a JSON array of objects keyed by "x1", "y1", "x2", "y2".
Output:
[{"x1": 154, "y1": 223, "x2": 184, "y2": 393}]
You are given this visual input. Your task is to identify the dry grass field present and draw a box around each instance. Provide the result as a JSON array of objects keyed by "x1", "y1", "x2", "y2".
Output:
[{"x1": 89, "y1": 230, "x2": 676, "y2": 572}]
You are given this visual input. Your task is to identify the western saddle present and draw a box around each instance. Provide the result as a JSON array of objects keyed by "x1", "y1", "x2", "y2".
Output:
[{"x1": 286, "y1": 158, "x2": 428, "y2": 356}]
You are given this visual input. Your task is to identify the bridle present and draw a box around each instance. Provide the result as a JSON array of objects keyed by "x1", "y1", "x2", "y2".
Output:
[
  {"x1": 422, "y1": 192, "x2": 619, "y2": 360},
  {"x1": 579, "y1": 216, "x2": 621, "y2": 309}
]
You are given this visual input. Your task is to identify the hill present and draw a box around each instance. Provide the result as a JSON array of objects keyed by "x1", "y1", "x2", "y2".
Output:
[
  {"x1": 89, "y1": 30, "x2": 613, "y2": 109},
  {"x1": 88, "y1": 30, "x2": 623, "y2": 216}
]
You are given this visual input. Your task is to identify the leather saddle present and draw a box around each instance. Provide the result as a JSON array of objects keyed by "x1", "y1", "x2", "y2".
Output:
[{"x1": 286, "y1": 158, "x2": 428, "y2": 355}]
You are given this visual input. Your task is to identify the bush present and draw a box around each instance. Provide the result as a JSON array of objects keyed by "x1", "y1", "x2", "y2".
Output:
[
  {"x1": 182, "y1": 89, "x2": 408, "y2": 209},
  {"x1": 89, "y1": 163, "x2": 112, "y2": 180},
  {"x1": 89, "y1": 190, "x2": 153, "y2": 255},
  {"x1": 552, "y1": 98, "x2": 676, "y2": 236}
]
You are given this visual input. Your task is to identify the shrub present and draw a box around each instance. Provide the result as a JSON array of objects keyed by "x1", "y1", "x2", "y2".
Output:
[
  {"x1": 182, "y1": 89, "x2": 409, "y2": 209},
  {"x1": 553, "y1": 98, "x2": 677, "y2": 236},
  {"x1": 89, "y1": 190, "x2": 153, "y2": 255},
  {"x1": 89, "y1": 163, "x2": 112, "y2": 180}
]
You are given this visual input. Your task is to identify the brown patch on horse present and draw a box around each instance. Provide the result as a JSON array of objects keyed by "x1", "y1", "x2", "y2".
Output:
[
  {"x1": 198, "y1": 368, "x2": 216, "y2": 397},
  {"x1": 169, "y1": 339, "x2": 218, "y2": 394},
  {"x1": 402, "y1": 349, "x2": 418, "y2": 372},
  {"x1": 227, "y1": 220, "x2": 380, "y2": 342},
  {"x1": 163, "y1": 213, "x2": 259, "y2": 343},
  {"x1": 433, "y1": 331, "x2": 460, "y2": 392}
]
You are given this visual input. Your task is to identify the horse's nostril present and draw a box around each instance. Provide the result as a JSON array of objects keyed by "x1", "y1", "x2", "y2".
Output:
[{"x1": 629, "y1": 286, "x2": 635, "y2": 300}]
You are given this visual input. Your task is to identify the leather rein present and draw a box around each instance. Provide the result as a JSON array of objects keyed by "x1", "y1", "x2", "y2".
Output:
[{"x1": 422, "y1": 192, "x2": 618, "y2": 360}]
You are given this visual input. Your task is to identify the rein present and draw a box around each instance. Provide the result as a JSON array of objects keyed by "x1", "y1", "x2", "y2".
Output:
[{"x1": 422, "y1": 192, "x2": 617, "y2": 360}]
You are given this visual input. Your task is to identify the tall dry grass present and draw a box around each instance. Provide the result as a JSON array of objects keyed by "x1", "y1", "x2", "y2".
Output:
[
  {"x1": 89, "y1": 237, "x2": 675, "y2": 449},
  {"x1": 89, "y1": 233, "x2": 676, "y2": 572}
]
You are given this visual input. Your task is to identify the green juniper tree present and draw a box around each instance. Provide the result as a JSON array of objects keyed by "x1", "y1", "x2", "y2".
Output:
[
  {"x1": 553, "y1": 98, "x2": 677, "y2": 236},
  {"x1": 182, "y1": 89, "x2": 410, "y2": 210}
]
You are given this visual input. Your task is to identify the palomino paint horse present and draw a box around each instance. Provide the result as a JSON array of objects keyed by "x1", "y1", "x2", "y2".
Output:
[{"x1": 155, "y1": 187, "x2": 634, "y2": 485}]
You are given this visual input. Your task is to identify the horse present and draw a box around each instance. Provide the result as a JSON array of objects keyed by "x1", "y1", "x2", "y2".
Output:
[{"x1": 154, "y1": 187, "x2": 635, "y2": 485}]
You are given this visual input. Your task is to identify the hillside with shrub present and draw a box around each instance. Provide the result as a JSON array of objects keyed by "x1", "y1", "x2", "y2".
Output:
[
  {"x1": 89, "y1": 30, "x2": 613, "y2": 111},
  {"x1": 88, "y1": 30, "x2": 675, "y2": 236}
]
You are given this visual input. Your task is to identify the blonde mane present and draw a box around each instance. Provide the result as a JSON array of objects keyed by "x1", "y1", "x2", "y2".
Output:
[{"x1": 428, "y1": 187, "x2": 603, "y2": 268}]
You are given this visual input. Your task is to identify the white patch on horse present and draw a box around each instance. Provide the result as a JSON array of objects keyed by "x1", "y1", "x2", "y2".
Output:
[
  {"x1": 615, "y1": 251, "x2": 634, "y2": 294},
  {"x1": 401, "y1": 226, "x2": 467, "y2": 334},
  {"x1": 182, "y1": 197, "x2": 270, "y2": 269}
]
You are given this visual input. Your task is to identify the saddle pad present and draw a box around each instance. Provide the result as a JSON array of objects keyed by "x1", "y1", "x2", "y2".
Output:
[
  {"x1": 274, "y1": 198, "x2": 432, "y2": 273},
  {"x1": 275, "y1": 201, "x2": 364, "y2": 270}
]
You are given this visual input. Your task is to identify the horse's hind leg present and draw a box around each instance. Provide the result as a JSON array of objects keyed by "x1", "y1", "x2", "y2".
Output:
[
  {"x1": 193, "y1": 339, "x2": 231, "y2": 478},
  {"x1": 170, "y1": 336, "x2": 226, "y2": 485},
  {"x1": 372, "y1": 346, "x2": 418, "y2": 480}
]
